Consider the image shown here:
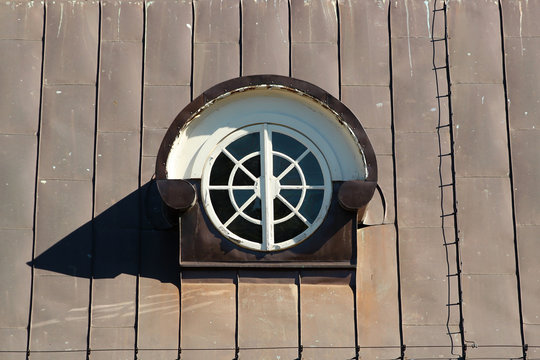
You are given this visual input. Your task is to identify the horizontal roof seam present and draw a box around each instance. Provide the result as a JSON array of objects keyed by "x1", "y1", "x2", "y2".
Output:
[
  {"x1": 341, "y1": 84, "x2": 389, "y2": 87},
  {"x1": 97, "y1": 130, "x2": 141, "y2": 134},
  {"x1": 391, "y1": 36, "x2": 431, "y2": 39},
  {"x1": 0, "y1": 38, "x2": 43, "y2": 41},
  {"x1": 516, "y1": 223, "x2": 540, "y2": 226},
  {"x1": 510, "y1": 128, "x2": 540, "y2": 132},
  {"x1": 398, "y1": 226, "x2": 455, "y2": 229},
  {"x1": 0, "y1": 227, "x2": 34, "y2": 230},
  {"x1": 291, "y1": 41, "x2": 337, "y2": 44},
  {"x1": 454, "y1": 175, "x2": 511, "y2": 179},
  {"x1": 402, "y1": 324, "x2": 460, "y2": 327},
  {"x1": 461, "y1": 273, "x2": 516, "y2": 276},
  {"x1": 0, "y1": 133, "x2": 37, "y2": 136},
  {"x1": 43, "y1": 83, "x2": 96, "y2": 87},
  {"x1": 394, "y1": 130, "x2": 439, "y2": 134},
  {"x1": 143, "y1": 83, "x2": 190, "y2": 87},
  {"x1": 193, "y1": 41, "x2": 239, "y2": 44},
  {"x1": 38, "y1": 178, "x2": 91, "y2": 182},
  {"x1": 504, "y1": 35, "x2": 540, "y2": 38},
  {"x1": 101, "y1": 39, "x2": 142, "y2": 43},
  {"x1": 452, "y1": 82, "x2": 503, "y2": 85}
]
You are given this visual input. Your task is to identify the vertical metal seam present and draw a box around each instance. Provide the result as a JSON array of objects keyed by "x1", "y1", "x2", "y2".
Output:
[
  {"x1": 190, "y1": 0, "x2": 195, "y2": 102},
  {"x1": 239, "y1": 0, "x2": 243, "y2": 76},
  {"x1": 178, "y1": 271, "x2": 183, "y2": 359},
  {"x1": 498, "y1": 2, "x2": 527, "y2": 358},
  {"x1": 234, "y1": 270, "x2": 240, "y2": 359},
  {"x1": 387, "y1": 2, "x2": 405, "y2": 359},
  {"x1": 297, "y1": 271, "x2": 302, "y2": 359},
  {"x1": 26, "y1": 1, "x2": 48, "y2": 358},
  {"x1": 134, "y1": 1, "x2": 147, "y2": 359},
  {"x1": 288, "y1": 0, "x2": 292, "y2": 77},
  {"x1": 87, "y1": 1, "x2": 102, "y2": 358},
  {"x1": 336, "y1": 0, "x2": 341, "y2": 101},
  {"x1": 441, "y1": 2, "x2": 466, "y2": 357}
]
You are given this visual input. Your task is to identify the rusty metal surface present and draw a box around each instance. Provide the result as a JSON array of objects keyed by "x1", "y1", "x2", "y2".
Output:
[
  {"x1": 452, "y1": 84, "x2": 510, "y2": 177},
  {"x1": 98, "y1": 41, "x2": 142, "y2": 133},
  {"x1": 192, "y1": 42, "x2": 240, "y2": 98},
  {"x1": 101, "y1": 0, "x2": 143, "y2": 41},
  {"x1": 395, "y1": 132, "x2": 451, "y2": 228},
  {"x1": 194, "y1": 0, "x2": 239, "y2": 43},
  {"x1": 0, "y1": 229, "x2": 33, "y2": 331},
  {"x1": 31, "y1": 275, "x2": 90, "y2": 351},
  {"x1": 238, "y1": 271, "x2": 297, "y2": 350},
  {"x1": 40, "y1": 86, "x2": 96, "y2": 180},
  {"x1": 181, "y1": 275, "x2": 235, "y2": 350},
  {"x1": 510, "y1": 129, "x2": 540, "y2": 226},
  {"x1": 179, "y1": 182, "x2": 356, "y2": 265},
  {"x1": 0, "y1": 1, "x2": 43, "y2": 40},
  {"x1": 90, "y1": 327, "x2": 134, "y2": 350},
  {"x1": 1, "y1": 0, "x2": 540, "y2": 357},
  {"x1": 462, "y1": 274, "x2": 522, "y2": 358},
  {"x1": 456, "y1": 177, "x2": 515, "y2": 275},
  {"x1": 144, "y1": 0, "x2": 191, "y2": 86},
  {"x1": 0, "y1": 135, "x2": 37, "y2": 229},
  {"x1": 137, "y1": 231, "x2": 180, "y2": 351},
  {"x1": 0, "y1": 40, "x2": 42, "y2": 134},
  {"x1": 448, "y1": 0, "x2": 502, "y2": 84},
  {"x1": 43, "y1": 0, "x2": 99, "y2": 85},
  {"x1": 143, "y1": 85, "x2": 191, "y2": 129},
  {"x1": 300, "y1": 272, "x2": 355, "y2": 351},
  {"x1": 241, "y1": 0, "x2": 289, "y2": 76},
  {"x1": 356, "y1": 225, "x2": 400, "y2": 357},
  {"x1": 517, "y1": 225, "x2": 540, "y2": 327},
  {"x1": 292, "y1": 42, "x2": 339, "y2": 99},
  {"x1": 34, "y1": 180, "x2": 93, "y2": 277},
  {"x1": 339, "y1": 0, "x2": 389, "y2": 86}
]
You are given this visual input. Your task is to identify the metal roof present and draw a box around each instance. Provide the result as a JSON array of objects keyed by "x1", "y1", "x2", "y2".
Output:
[{"x1": 0, "y1": 0, "x2": 538, "y2": 359}]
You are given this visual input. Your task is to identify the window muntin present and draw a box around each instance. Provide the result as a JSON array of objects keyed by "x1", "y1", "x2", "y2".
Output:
[{"x1": 202, "y1": 124, "x2": 332, "y2": 252}]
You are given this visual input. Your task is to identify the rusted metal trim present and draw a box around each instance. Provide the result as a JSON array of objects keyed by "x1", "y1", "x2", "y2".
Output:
[
  {"x1": 156, "y1": 179, "x2": 196, "y2": 211},
  {"x1": 179, "y1": 262, "x2": 356, "y2": 269},
  {"x1": 155, "y1": 75, "x2": 377, "y2": 183},
  {"x1": 338, "y1": 180, "x2": 377, "y2": 212}
]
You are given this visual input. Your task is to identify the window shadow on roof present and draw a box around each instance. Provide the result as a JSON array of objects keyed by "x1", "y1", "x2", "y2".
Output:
[{"x1": 28, "y1": 181, "x2": 180, "y2": 287}]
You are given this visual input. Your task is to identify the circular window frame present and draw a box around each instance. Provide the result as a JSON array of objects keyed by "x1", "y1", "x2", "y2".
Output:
[
  {"x1": 156, "y1": 75, "x2": 377, "y2": 184},
  {"x1": 201, "y1": 123, "x2": 333, "y2": 252}
]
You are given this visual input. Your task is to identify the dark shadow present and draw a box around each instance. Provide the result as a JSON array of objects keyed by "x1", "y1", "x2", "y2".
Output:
[{"x1": 29, "y1": 181, "x2": 180, "y2": 286}]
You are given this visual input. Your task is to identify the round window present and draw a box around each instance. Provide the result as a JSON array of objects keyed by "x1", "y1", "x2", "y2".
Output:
[{"x1": 201, "y1": 124, "x2": 332, "y2": 252}]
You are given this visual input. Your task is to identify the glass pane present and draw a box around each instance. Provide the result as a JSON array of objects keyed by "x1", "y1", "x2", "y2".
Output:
[
  {"x1": 243, "y1": 197, "x2": 262, "y2": 220},
  {"x1": 226, "y1": 132, "x2": 259, "y2": 160},
  {"x1": 273, "y1": 198, "x2": 291, "y2": 220},
  {"x1": 210, "y1": 190, "x2": 235, "y2": 223},
  {"x1": 233, "y1": 190, "x2": 255, "y2": 208},
  {"x1": 272, "y1": 132, "x2": 306, "y2": 159},
  {"x1": 299, "y1": 153, "x2": 323, "y2": 185},
  {"x1": 299, "y1": 190, "x2": 324, "y2": 223},
  {"x1": 281, "y1": 167, "x2": 301, "y2": 185},
  {"x1": 228, "y1": 217, "x2": 262, "y2": 244},
  {"x1": 273, "y1": 154, "x2": 290, "y2": 177},
  {"x1": 274, "y1": 215, "x2": 307, "y2": 243},
  {"x1": 210, "y1": 152, "x2": 235, "y2": 185},
  {"x1": 280, "y1": 189, "x2": 302, "y2": 207},
  {"x1": 243, "y1": 155, "x2": 261, "y2": 178},
  {"x1": 233, "y1": 169, "x2": 254, "y2": 185}
]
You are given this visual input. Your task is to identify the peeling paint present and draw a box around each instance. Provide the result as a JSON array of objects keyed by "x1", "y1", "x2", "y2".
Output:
[
  {"x1": 404, "y1": 0, "x2": 413, "y2": 77},
  {"x1": 57, "y1": 2, "x2": 64, "y2": 38}
]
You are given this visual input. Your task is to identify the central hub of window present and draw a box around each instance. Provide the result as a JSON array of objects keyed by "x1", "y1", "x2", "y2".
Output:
[{"x1": 201, "y1": 123, "x2": 332, "y2": 252}]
